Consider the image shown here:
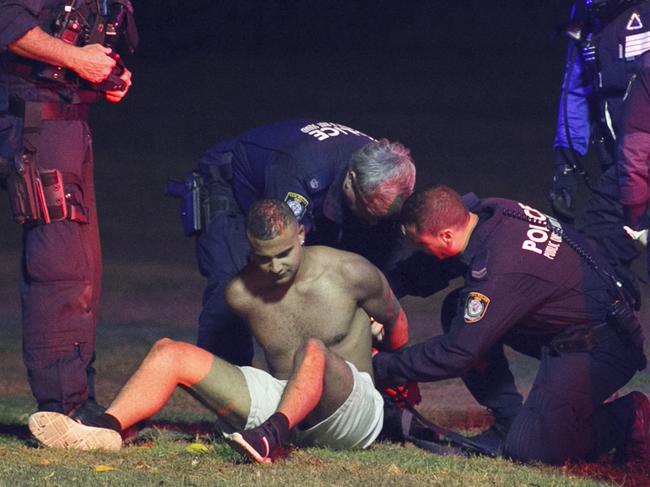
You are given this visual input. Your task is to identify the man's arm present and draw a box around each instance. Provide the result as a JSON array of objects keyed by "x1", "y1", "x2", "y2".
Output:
[
  {"x1": 8, "y1": 26, "x2": 116, "y2": 84},
  {"x1": 342, "y1": 254, "x2": 408, "y2": 351}
]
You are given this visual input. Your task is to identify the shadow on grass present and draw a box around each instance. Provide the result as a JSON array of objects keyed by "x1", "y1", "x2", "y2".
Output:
[{"x1": 0, "y1": 422, "x2": 31, "y2": 441}]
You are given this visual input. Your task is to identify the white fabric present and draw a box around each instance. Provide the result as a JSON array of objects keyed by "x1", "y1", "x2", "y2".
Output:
[{"x1": 238, "y1": 361, "x2": 383, "y2": 449}]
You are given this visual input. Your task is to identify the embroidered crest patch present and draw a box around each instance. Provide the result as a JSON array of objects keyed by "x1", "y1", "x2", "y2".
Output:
[
  {"x1": 284, "y1": 192, "x2": 309, "y2": 220},
  {"x1": 464, "y1": 292, "x2": 490, "y2": 324}
]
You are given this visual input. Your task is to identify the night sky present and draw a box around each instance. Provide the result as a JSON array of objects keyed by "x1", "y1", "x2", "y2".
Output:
[{"x1": 1, "y1": 1, "x2": 574, "y2": 266}]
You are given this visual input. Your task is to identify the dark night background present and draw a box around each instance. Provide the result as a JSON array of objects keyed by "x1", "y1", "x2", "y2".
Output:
[{"x1": 1, "y1": 1, "x2": 579, "y2": 304}]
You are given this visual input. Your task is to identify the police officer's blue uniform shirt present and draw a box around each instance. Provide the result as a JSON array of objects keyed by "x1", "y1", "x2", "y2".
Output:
[
  {"x1": 373, "y1": 197, "x2": 617, "y2": 385},
  {"x1": 199, "y1": 119, "x2": 405, "y2": 270}
]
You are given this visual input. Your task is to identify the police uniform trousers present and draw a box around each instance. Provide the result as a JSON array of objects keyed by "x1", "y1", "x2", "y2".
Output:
[
  {"x1": 578, "y1": 165, "x2": 639, "y2": 270},
  {"x1": 195, "y1": 175, "x2": 253, "y2": 366},
  {"x1": 442, "y1": 289, "x2": 645, "y2": 464},
  {"x1": 17, "y1": 116, "x2": 101, "y2": 413}
]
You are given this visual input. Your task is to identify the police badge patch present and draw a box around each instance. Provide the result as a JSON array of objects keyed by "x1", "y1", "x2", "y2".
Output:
[
  {"x1": 284, "y1": 192, "x2": 309, "y2": 220},
  {"x1": 464, "y1": 292, "x2": 490, "y2": 324}
]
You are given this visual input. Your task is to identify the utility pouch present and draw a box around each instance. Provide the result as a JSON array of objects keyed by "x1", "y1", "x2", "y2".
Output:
[
  {"x1": 548, "y1": 326, "x2": 594, "y2": 355},
  {"x1": 40, "y1": 169, "x2": 67, "y2": 221}
]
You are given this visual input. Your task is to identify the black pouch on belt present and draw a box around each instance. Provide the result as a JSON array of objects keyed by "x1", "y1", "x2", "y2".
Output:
[{"x1": 548, "y1": 326, "x2": 595, "y2": 355}]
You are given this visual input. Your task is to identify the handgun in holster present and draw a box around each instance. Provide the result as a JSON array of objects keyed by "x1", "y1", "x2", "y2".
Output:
[
  {"x1": 165, "y1": 171, "x2": 206, "y2": 236},
  {"x1": 5, "y1": 148, "x2": 68, "y2": 225}
]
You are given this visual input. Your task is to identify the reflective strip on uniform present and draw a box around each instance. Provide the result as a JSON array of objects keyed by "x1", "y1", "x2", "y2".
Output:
[{"x1": 625, "y1": 31, "x2": 650, "y2": 58}]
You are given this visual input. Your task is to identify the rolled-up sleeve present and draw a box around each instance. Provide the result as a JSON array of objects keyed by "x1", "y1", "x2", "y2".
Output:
[{"x1": 0, "y1": 0, "x2": 43, "y2": 51}]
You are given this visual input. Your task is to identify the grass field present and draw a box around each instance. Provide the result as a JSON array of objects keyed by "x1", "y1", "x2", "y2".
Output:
[{"x1": 1, "y1": 253, "x2": 650, "y2": 486}]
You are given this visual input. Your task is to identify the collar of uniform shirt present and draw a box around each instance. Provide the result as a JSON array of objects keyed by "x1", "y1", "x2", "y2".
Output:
[{"x1": 459, "y1": 202, "x2": 500, "y2": 267}]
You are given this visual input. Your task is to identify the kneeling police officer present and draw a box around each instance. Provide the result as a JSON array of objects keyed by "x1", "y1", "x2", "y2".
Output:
[{"x1": 374, "y1": 185, "x2": 648, "y2": 464}]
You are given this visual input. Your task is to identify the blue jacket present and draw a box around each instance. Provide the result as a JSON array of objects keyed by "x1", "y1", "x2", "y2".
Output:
[{"x1": 554, "y1": 2, "x2": 650, "y2": 155}]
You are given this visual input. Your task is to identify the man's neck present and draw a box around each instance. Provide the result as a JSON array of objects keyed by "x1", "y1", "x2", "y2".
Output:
[{"x1": 459, "y1": 213, "x2": 479, "y2": 254}]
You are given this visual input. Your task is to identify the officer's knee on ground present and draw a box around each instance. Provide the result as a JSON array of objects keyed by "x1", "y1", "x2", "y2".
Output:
[{"x1": 502, "y1": 399, "x2": 587, "y2": 465}]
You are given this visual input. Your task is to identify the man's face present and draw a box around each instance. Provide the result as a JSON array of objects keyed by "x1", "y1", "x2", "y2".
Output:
[
  {"x1": 342, "y1": 171, "x2": 380, "y2": 225},
  {"x1": 402, "y1": 224, "x2": 452, "y2": 259},
  {"x1": 248, "y1": 223, "x2": 305, "y2": 285}
]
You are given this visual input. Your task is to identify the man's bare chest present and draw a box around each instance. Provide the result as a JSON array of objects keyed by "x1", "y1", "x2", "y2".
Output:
[{"x1": 248, "y1": 285, "x2": 357, "y2": 352}]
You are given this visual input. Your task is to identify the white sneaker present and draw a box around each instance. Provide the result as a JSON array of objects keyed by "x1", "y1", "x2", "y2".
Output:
[{"x1": 28, "y1": 411, "x2": 122, "y2": 451}]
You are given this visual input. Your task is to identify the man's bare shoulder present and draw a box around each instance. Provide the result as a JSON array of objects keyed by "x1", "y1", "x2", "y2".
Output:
[
  {"x1": 224, "y1": 270, "x2": 254, "y2": 315},
  {"x1": 306, "y1": 246, "x2": 379, "y2": 287}
]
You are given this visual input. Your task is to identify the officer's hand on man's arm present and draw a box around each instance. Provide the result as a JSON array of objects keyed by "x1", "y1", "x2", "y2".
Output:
[{"x1": 371, "y1": 346, "x2": 421, "y2": 410}]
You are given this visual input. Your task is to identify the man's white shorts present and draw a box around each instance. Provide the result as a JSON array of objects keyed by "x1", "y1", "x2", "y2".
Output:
[{"x1": 239, "y1": 361, "x2": 383, "y2": 449}]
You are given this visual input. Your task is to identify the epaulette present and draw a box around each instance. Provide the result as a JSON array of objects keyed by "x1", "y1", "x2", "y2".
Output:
[{"x1": 470, "y1": 249, "x2": 489, "y2": 281}]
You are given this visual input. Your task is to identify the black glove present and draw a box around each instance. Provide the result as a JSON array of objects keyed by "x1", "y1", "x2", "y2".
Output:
[{"x1": 548, "y1": 148, "x2": 580, "y2": 223}]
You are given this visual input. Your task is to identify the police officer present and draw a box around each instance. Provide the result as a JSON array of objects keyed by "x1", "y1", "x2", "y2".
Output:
[
  {"x1": 373, "y1": 185, "x2": 649, "y2": 464},
  {"x1": 185, "y1": 119, "x2": 416, "y2": 366},
  {"x1": 549, "y1": 0, "x2": 650, "y2": 272},
  {"x1": 0, "y1": 1, "x2": 136, "y2": 414}
]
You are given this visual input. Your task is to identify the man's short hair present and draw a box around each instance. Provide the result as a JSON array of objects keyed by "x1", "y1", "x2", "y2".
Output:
[
  {"x1": 350, "y1": 139, "x2": 416, "y2": 217},
  {"x1": 401, "y1": 185, "x2": 468, "y2": 234},
  {"x1": 247, "y1": 199, "x2": 297, "y2": 240}
]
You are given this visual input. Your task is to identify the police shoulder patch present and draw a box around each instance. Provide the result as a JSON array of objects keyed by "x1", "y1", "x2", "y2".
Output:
[
  {"x1": 464, "y1": 291, "x2": 490, "y2": 324},
  {"x1": 284, "y1": 192, "x2": 309, "y2": 220},
  {"x1": 470, "y1": 249, "x2": 489, "y2": 281}
]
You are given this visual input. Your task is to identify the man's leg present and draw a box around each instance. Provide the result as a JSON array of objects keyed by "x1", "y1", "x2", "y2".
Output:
[
  {"x1": 29, "y1": 339, "x2": 252, "y2": 449},
  {"x1": 226, "y1": 339, "x2": 355, "y2": 463}
]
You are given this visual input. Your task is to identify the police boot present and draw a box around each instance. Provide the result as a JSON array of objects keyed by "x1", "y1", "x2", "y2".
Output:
[
  {"x1": 615, "y1": 391, "x2": 650, "y2": 463},
  {"x1": 465, "y1": 414, "x2": 515, "y2": 457}
]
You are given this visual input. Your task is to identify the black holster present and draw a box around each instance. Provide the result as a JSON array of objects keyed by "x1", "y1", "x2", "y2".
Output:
[
  {"x1": 6, "y1": 151, "x2": 72, "y2": 225},
  {"x1": 4, "y1": 99, "x2": 89, "y2": 225}
]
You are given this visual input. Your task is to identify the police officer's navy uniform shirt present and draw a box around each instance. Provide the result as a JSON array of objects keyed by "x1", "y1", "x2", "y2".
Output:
[
  {"x1": 199, "y1": 119, "x2": 406, "y2": 270},
  {"x1": 373, "y1": 198, "x2": 616, "y2": 385}
]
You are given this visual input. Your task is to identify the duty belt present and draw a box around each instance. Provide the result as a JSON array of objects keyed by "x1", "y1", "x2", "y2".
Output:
[
  {"x1": 8, "y1": 98, "x2": 90, "y2": 128},
  {"x1": 547, "y1": 322, "x2": 615, "y2": 355}
]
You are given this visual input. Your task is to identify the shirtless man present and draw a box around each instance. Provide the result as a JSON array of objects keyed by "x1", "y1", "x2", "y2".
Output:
[{"x1": 28, "y1": 199, "x2": 409, "y2": 463}]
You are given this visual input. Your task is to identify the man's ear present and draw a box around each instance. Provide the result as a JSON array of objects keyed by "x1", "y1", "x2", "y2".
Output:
[
  {"x1": 440, "y1": 228, "x2": 454, "y2": 245},
  {"x1": 345, "y1": 170, "x2": 357, "y2": 189},
  {"x1": 298, "y1": 224, "x2": 306, "y2": 245}
]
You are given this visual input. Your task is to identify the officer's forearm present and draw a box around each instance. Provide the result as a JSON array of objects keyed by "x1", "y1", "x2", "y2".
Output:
[
  {"x1": 8, "y1": 26, "x2": 76, "y2": 68},
  {"x1": 386, "y1": 307, "x2": 409, "y2": 351}
]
